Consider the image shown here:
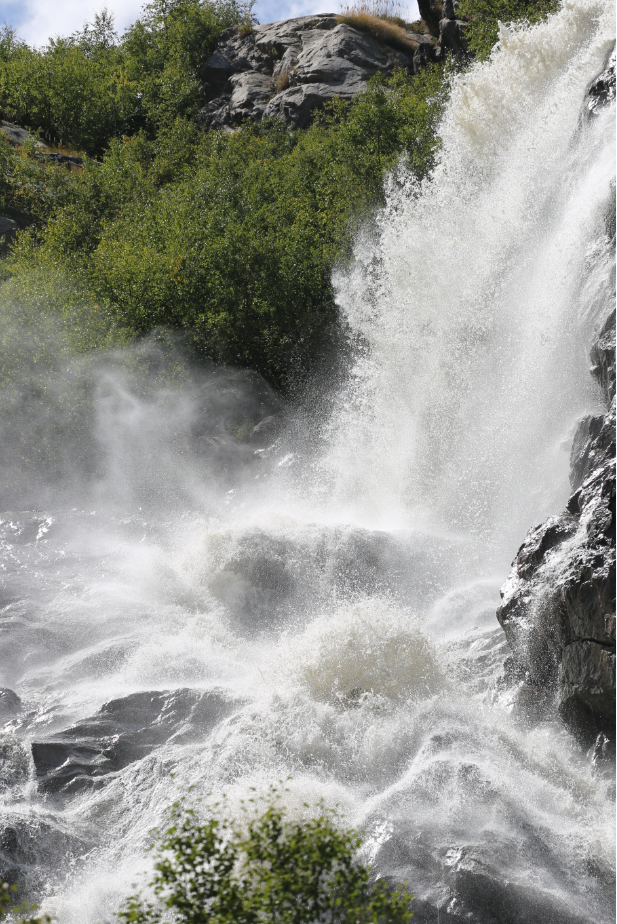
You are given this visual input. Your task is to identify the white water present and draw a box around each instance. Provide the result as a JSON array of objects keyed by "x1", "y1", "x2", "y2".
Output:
[{"x1": 0, "y1": 1, "x2": 615, "y2": 921}]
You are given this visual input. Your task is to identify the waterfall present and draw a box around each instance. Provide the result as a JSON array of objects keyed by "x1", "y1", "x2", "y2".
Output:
[{"x1": 0, "y1": 1, "x2": 614, "y2": 922}]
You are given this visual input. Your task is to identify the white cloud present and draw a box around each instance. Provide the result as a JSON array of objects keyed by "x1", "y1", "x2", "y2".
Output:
[{"x1": 4, "y1": 0, "x2": 145, "y2": 46}]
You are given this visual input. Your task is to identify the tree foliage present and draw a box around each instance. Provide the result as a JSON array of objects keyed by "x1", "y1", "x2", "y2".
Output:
[
  {"x1": 0, "y1": 881, "x2": 49, "y2": 924},
  {"x1": 0, "y1": 0, "x2": 562, "y2": 387},
  {"x1": 119, "y1": 803, "x2": 413, "y2": 924},
  {"x1": 1, "y1": 66, "x2": 445, "y2": 387},
  {"x1": 0, "y1": 2, "x2": 253, "y2": 155}
]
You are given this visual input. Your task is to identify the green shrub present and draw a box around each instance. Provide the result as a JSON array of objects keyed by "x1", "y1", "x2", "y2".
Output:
[
  {"x1": 119, "y1": 802, "x2": 413, "y2": 923},
  {"x1": 0, "y1": 1, "x2": 254, "y2": 156},
  {"x1": 2, "y1": 66, "x2": 446, "y2": 388},
  {"x1": 0, "y1": 881, "x2": 49, "y2": 924}
]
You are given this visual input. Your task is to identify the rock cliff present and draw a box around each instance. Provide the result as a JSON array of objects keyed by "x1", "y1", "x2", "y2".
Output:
[
  {"x1": 198, "y1": 3, "x2": 465, "y2": 130},
  {"x1": 496, "y1": 49, "x2": 616, "y2": 741}
]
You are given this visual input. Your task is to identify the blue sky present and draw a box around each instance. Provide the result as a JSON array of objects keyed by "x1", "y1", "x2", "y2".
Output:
[{"x1": 1, "y1": 0, "x2": 419, "y2": 46}]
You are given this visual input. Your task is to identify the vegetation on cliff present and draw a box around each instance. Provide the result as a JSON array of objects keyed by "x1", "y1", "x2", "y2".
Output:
[{"x1": 0, "y1": 0, "x2": 559, "y2": 389}]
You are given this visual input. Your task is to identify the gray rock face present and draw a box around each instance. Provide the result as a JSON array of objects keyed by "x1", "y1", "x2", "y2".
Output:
[
  {"x1": 31, "y1": 688, "x2": 238, "y2": 795},
  {"x1": 198, "y1": 14, "x2": 440, "y2": 130},
  {"x1": 496, "y1": 312, "x2": 616, "y2": 734},
  {"x1": 583, "y1": 43, "x2": 616, "y2": 120},
  {"x1": 0, "y1": 120, "x2": 45, "y2": 148}
]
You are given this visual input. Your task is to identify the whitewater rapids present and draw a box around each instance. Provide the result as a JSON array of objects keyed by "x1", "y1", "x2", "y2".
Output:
[{"x1": 0, "y1": 0, "x2": 614, "y2": 921}]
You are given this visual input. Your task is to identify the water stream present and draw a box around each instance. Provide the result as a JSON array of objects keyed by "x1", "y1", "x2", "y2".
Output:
[{"x1": 0, "y1": 1, "x2": 615, "y2": 921}]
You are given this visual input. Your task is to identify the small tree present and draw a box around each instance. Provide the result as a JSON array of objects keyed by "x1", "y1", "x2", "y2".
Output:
[{"x1": 119, "y1": 802, "x2": 413, "y2": 923}]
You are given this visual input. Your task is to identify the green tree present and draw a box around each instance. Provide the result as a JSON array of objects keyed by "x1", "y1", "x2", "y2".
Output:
[{"x1": 119, "y1": 803, "x2": 413, "y2": 924}]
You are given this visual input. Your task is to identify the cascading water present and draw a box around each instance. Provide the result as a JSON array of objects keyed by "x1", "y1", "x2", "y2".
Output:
[{"x1": 0, "y1": 1, "x2": 614, "y2": 922}]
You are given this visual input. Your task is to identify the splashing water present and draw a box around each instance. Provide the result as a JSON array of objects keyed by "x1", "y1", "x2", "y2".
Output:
[{"x1": 0, "y1": 1, "x2": 614, "y2": 922}]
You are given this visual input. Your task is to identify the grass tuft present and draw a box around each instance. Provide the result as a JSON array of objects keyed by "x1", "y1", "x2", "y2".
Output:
[{"x1": 337, "y1": 1, "x2": 422, "y2": 52}]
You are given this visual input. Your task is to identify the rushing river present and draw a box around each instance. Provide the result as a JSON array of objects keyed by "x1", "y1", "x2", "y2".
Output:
[{"x1": 0, "y1": 1, "x2": 615, "y2": 921}]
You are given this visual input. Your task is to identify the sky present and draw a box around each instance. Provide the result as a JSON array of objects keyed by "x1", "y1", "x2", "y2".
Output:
[{"x1": 1, "y1": 0, "x2": 420, "y2": 46}]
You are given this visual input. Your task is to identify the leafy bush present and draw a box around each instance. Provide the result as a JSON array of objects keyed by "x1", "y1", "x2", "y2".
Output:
[
  {"x1": 2, "y1": 66, "x2": 446, "y2": 387},
  {"x1": 0, "y1": 1, "x2": 254, "y2": 156},
  {"x1": 119, "y1": 802, "x2": 413, "y2": 923},
  {"x1": 0, "y1": 882, "x2": 49, "y2": 924},
  {"x1": 456, "y1": 0, "x2": 559, "y2": 59}
]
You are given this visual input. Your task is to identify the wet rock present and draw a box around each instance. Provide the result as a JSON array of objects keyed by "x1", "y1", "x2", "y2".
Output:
[
  {"x1": 0, "y1": 819, "x2": 88, "y2": 899},
  {"x1": 31, "y1": 688, "x2": 237, "y2": 795},
  {"x1": 249, "y1": 414, "x2": 280, "y2": 447},
  {"x1": 0, "y1": 689, "x2": 22, "y2": 719},
  {"x1": 583, "y1": 43, "x2": 616, "y2": 120},
  {"x1": 0, "y1": 736, "x2": 30, "y2": 790},
  {"x1": 570, "y1": 414, "x2": 605, "y2": 492},
  {"x1": 590, "y1": 307, "x2": 616, "y2": 404},
  {"x1": 497, "y1": 323, "x2": 616, "y2": 732},
  {"x1": 376, "y1": 836, "x2": 595, "y2": 924}
]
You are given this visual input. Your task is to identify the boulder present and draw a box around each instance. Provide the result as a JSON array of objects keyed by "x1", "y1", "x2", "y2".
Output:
[
  {"x1": 0, "y1": 210, "x2": 33, "y2": 256},
  {"x1": 417, "y1": 0, "x2": 444, "y2": 37},
  {"x1": 199, "y1": 14, "x2": 426, "y2": 130},
  {"x1": 31, "y1": 688, "x2": 238, "y2": 795},
  {"x1": 0, "y1": 121, "x2": 45, "y2": 148},
  {"x1": 439, "y1": 17, "x2": 467, "y2": 54},
  {"x1": 229, "y1": 71, "x2": 273, "y2": 122}
]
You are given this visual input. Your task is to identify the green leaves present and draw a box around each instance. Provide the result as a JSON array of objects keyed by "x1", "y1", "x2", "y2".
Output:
[
  {"x1": 119, "y1": 803, "x2": 413, "y2": 924},
  {"x1": 0, "y1": 1, "x2": 250, "y2": 155},
  {"x1": 0, "y1": 881, "x2": 50, "y2": 924},
  {"x1": 1, "y1": 64, "x2": 446, "y2": 388}
]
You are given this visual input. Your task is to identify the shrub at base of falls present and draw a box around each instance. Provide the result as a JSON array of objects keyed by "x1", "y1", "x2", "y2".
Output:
[
  {"x1": 0, "y1": 882, "x2": 49, "y2": 924},
  {"x1": 118, "y1": 804, "x2": 413, "y2": 924},
  {"x1": 0, "y1": 67, "x2": 444, "y2": 390}
]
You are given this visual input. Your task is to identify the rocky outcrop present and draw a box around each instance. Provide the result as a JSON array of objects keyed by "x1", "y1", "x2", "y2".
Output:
[
  {"x1": 583, "y1": 45, "x2": 616, "y2": 120},
  {"x1": 496, "y1": 53, "x2": 616, "y2": 738},
  {"x1": 198, "y1": 7, "x2": 465, "y2": 131},
  {"x1": 0, "y1": 120, "x2": 45, "y2": 148},
  {"x1": 497, "y1": 301, "x2": 615, "y2": 731},
  {"x1": 31, "y1": 688, "x2": 237, "y2": 795}
]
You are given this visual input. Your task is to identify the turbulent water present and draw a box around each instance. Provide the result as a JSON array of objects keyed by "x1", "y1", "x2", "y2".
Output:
[{"x1": 1, "y1": 1, "x2": 615, "y2": 922}]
